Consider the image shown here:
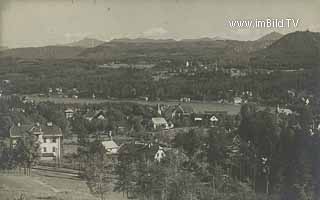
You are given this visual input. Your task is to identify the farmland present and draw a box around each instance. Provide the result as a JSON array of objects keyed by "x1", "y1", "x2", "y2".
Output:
[{"x1": 26, "y1": 96, "x2": 242, "y2": 115}]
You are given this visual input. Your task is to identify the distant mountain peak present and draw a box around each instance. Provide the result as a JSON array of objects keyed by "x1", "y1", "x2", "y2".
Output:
[
  {"x1": 64, "y1": 38, "x2": 105, "y2": 48},
  {"x1": 252, "y1": 31, "x2": 320, "y2": 67},
  {"x1": 257, "y1": 32, "x2": 283, "y2": 41},
  {"x1": 180, "y1": 36, "x2": 229, "y2": 42},
  {"x1": 110, "y1": 38, "x2": 176, "y2": 43}
]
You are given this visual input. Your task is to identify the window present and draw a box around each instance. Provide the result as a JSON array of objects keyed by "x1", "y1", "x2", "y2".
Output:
[
  {"x1": 43, "y1": 138, "x2": 47, "y2": 143},
  {"x1": 52, "y1": 147, "x2": 56, "y2": 152},
  {"x1": 43, "y1": 147, "x2": 47, "y2": 152},
  {"x1": 52, "y1": 138, "x2": 56, "y2": 143}
]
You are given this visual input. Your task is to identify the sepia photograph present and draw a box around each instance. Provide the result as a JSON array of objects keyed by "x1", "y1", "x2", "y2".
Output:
[{"x1": 0, "y1": 0, "x2": 320, "y2": 199}]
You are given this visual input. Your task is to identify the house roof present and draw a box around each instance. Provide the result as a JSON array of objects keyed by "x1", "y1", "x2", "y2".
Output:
[
  {"x1": 102, "y1": 140, "x2": 119, "y2": 149},
  {"x1": 152, "y1": 117, "x2": 168, "y2": 125},
  {"x1": 41, "y1": 125, "x2": 63, "y2": 136},
  {"x1": 163, "y1": 104, "x2": 194, "y2": 119},
  {"x1": 10, "y1": 123, "x2": 62, "y2": 138},
  {"x1": 65, "y1": 108, "x2": 74, "y2": 113},
  {"x1": 176, "y1": 105, "x2": 194, "y2": 114},
  {"x1": 10, "y1": 124, "x2": 34, "y2": 137},
  {"x1": 84, "y1": 110, "x2": 105, "y2": 119},
  {"x1": 210, "y1": 115, "x2": 219, "y2": 122},
  {"x1": 118, "y1": 142, "x2": 161, "y2": 159}
]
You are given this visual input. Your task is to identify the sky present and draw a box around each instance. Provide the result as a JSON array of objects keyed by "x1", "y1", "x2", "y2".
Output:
[{"x1": 0, "y1": 0, "x2": 320, "y2": 48}]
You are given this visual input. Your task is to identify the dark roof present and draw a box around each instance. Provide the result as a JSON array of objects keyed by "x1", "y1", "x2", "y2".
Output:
[
  {"x1": 163, "y1": 104, "x2": 194, "y2": 119},
  {"x1": 118, "y1": 142, "x2": 160, "y2": 159},
  {"x1": 84, "y1": 110, "x2": 105, "y2": 119},
  {"x1": 41, "y1": 125, "x2": 62, "y2": 136},
  {"x1": 10, "y1": 123, "x2": 62, "y2": 138},
  {"x1": 177, "y1": 105, "x2": 194, "y2": 114},
  {"x1": 10, "y1": 124, "x2": 34, "y2": 137}
]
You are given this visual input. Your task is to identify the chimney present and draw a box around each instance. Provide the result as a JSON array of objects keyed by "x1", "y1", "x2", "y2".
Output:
[{"x1": 36, "y1": 122, "x2": 40, "y2": 127}]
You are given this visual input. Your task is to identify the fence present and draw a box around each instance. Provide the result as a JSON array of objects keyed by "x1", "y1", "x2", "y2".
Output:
[{"x1": 0, "y1": 168, "x2": 26, "y2": 176}]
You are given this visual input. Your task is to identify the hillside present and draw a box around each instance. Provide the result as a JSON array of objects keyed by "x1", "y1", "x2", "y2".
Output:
[
  {"x1": 251, "y1": 31, "x2": 320, "y2": 67},
  {"x1": 0, "y1": 46, "x2": 85, "y2": 59},
  {"x1": 0, "y1": 46, "x2": 8, "y2": 51},
  {"x1": 79, "y1": 38, "x2": 272, "y2": 64},
  {"x1": 64, "y1": 37, "x2": 105, "y2": 48},
  {"x1": 257, "y1": 32, "x2": 283, "y2": 42}
]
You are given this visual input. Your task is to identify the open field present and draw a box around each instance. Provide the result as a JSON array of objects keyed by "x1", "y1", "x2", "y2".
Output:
[
  {"x1": 27, "y1": 96, "x2": 242, "y2": 115},
  {"x1": 0, "y1": 172, "x2": 127, "y2": 200}
]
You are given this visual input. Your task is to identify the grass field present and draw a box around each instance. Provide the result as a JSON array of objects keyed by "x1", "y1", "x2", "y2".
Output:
[
  {"x1": 0, "y1": 173, "x2": 127, "y2": 200},
  {"x1": 28, "y1": 96, "x2": 242, "y2": 115}
]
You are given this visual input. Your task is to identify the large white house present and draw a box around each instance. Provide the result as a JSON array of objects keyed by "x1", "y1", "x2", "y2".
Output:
[{"x1": 10, "y1": 122, "x2": 63, "y2": 162}]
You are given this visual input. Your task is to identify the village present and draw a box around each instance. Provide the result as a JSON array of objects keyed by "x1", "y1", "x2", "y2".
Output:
[{"x1": 1, "y1": 0, "x2": 320, "y2": 199}]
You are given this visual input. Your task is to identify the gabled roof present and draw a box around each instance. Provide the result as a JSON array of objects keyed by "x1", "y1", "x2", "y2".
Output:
[
  {"x1": 10, "y1": 124, "x2": 34, "y2": 137},
  {"x1": 152, "y1": 117, "x2": 168, "y2": 125},
  {"x1": 163, "y1": 104, "x2": 194, "y2": 119},
  {"x1": 84, "y1": 110, "x2": 105, "y2": 119},
  {"x1": 41, "y1": 125, "x2": 63, "y2": 136},
  {"x1": 65, "y1": 108, "x2": 74, "y2": 113},
  {"x1": 176, "y1": 105, "x2": 194, "y2": 114},
  {"x1": 210, "y1": 115, "x2": 219, "y2": 122},
  {"x1": 118, "y1": 142, "x2": 161, "y2": 159},
  {"x1": 10, "y1": 123, "x2": 62, "y2": 138},
  {"x1": 102, "y1": 140, "x2": 119, "y2": 149}
]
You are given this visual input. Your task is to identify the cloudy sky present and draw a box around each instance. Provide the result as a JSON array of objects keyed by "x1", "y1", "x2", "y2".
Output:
[{"x1": 0, "y1": 0, "x2": 319, "y2": 48}]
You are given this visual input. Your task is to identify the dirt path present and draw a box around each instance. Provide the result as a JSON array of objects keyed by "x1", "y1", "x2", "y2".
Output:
[{"x1": 33, "y1": 178, "x2": 60, "y2": 193}]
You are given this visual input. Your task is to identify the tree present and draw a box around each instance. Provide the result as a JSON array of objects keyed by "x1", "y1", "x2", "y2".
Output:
[
  {"x1": 84, "y1": 140, "x2": 113, "y2": 200},
  {"x1": 173, "y1": 129, "x2": 201, "y2": 157},
  {"x1": 13, "y1": 133, "x2": 40, "y2": 175}
]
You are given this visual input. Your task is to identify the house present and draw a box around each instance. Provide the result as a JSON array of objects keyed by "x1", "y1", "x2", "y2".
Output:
[
  {"x1": 48, "y1": 88, "x2": 53, "y2": 94},
  {"x1": 276, "y1": 106, "x2": 293, "y2": 115},
  {"x1": 151, "y1": 117, "x2": 169, "y2": 130},
  {"x1": 209, "y1": 115, "x2": 219, "y2": 122},
  {"x1": 84, "y1": 110, "x2": 105, "y2": 121},
  {"x1": 139, "y1": 96, "x2": 149, "y2": 101},
  {"x1": 55, "y1": 88, "x2": 63, "y2": 94},
  {"x1": 64, "y1": 108, "x2": 74, "y2": 119},
  {"x1": 2, "y1": 80, "x2": 10, "y2": 84},
  {"x1": 21, "y1": 96, "x2": 34, "y2": 104},
  {"x1": 102, "y1": 140, "x2": 119, "y2": 154},
  {"x1": 233, "y1": 97, "x2": 242, "y2": 104},
  {"x1": 164, "y1": 104, "x2": 194, "y2": 119},
  {"x1": 154, "y1": 146, "x2": 166, "y2": 162},
  {"x1": 180, "y1": 97, "x2": 191, "y2": 102},
  {"x1": 10, "y1": 122, "x2": 63, "y2": 162}
]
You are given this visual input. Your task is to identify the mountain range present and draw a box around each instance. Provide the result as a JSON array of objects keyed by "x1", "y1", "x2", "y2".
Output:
[{"x1": 1, "y1": 31, "x2": 319, "y2": 68}]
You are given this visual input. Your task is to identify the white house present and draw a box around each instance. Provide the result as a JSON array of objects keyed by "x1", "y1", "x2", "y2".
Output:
[
  {"x1": 102, "y1": 140, "x2": 119, "y2": 154},
  {"x1": 154, "y1": 146, "x2": 166, "y2": 162},
  {"x1": 233, "y1": 97, "x2": 242, "y2": 104},
  {"x1": 276, "y1": 105, "x2": 293, "y2": 115},
  {"x1": 10, "y1": 122, "x2": 63, "y2": 162},
  {"x1": 209, "y1": 115, "x2": 219, "y2": 122},
  {"x1": 64, "y1": 108, "x2": 74, "y2": 119},
  {"x1": 151, "y1": 117, "x2": 169, "y2": 130}
]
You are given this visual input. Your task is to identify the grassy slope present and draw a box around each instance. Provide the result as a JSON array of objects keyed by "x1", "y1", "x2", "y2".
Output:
[{"x1": 0, "y1": 174, "x2": 127, "y2": 200}]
